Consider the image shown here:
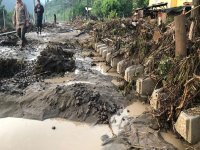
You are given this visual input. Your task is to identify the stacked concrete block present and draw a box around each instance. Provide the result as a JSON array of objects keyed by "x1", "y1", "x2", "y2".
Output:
[
  {"x1": 175, "y1": 111, "x2": 200, "y2": 144},
  {"x1": 150, "y1": 88, "x2": 167, "y2": 110},
  {"x1": 124, "y1": 65, "x2": 144, "y2": 82},
  {"x1": 99, "y1": 47, "x2": 108, "y2": 56},
  {"x1": 111, "y1": 56, "x2": 122, "y2": 69},
  {"x1": 106, "y1": 52, "x2": 112, "y2": 63},
  {"x1": 117, "y1": 60, "x2": 131, "y2": 75},
  {"x1": 136, "y1": 77, "x2": 156, "y2": 95},
  {"x1": 96, "y1": 44, "x2": 106, "y2": 53},
  {"x1": 102, "y1": 50, "x2": 109, "y2": 59}
]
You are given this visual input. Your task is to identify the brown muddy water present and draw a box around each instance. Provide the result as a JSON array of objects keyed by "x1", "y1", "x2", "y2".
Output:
[{"x1": 0, "y1": 118, "x2": 112, "y2": 150}]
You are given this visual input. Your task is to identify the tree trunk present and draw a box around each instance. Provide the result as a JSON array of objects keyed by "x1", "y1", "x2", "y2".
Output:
[
  {"x1": 189, "y1": 0, "x2": 200, "y2": 40},
  {"x1": 175, "y1": 15, "x2": 187, "y2": 57}
]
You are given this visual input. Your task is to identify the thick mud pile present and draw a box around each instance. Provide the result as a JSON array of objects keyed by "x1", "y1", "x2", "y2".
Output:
[
  {"x1": 35, "y1": 45, "x2": 75, "y2": 75},
  {"x1": 0, "y1": 82, "x2": 124, "y2": 124},
  {"x1": 0, "y1": 35, "x2": 18, "y2": 46},
  {"x1": 103, "y1": 113, "x2": 176, "y2": 150},
  {"x1": 0, "y1": 58, "x2": 25, "y2": 78}
]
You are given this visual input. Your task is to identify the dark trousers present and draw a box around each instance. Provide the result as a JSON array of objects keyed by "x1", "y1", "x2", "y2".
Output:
[
  {"x1": 36, "y1": 17, "x2": 43, "y2": 34},
  {"x1": 17, "y1": 26, "x2": 27, "y2": 45}
]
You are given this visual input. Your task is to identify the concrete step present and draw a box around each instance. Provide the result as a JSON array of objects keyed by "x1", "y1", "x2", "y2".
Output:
[
  {"x1": 117, "y1": 60, "x2": 131, "y2": 75},
  {"x1": 111, "y1": 56, "x2": 122, "y2": 69},
  {"x1": 124, "y1": 65, "x2": 144, "y2": 82},
  {"x1": 150, "y1": 88, "x2": 167, "y2": 110},
  {"x1": 136, "y1": 77, "x2": 156, "y2": 96},
  {"x1": 175, "y1": 110, "x2": 200, "y2": 144}
]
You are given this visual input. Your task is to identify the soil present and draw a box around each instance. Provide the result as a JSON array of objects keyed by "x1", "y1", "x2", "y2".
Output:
[
  {"x1": 103, "y1": 113, "x2": 176, "y2": 150},
  {"x1": 0, "y1": 24, "x2": 126, "y2": 124}
]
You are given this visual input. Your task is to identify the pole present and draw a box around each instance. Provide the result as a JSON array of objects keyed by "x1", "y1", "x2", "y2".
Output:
[
  {"x1": 33, "y1": 0, "x2": 35, "y2": 23},
  {"x1": 3, "y1": 8, "x2": 6, "y2": 30},
  {"x1": 175, "y1": 15, "x2": 187, "y2": 57}
]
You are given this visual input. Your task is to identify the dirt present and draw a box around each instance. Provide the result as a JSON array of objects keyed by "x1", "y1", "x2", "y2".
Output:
[
  {"x1": 0, "y1": 35, "x2": 18, "y2": 46},
  {"x1": 34, "y1": 44, "x2": 75, "y2": 75},
  {"x1": 0, "y1": 25, "x2": 126, "y2": 124},
  {"x1": 103, "y1": 113, "x2": 176, "y2": 150},
  {"x1": 0, "y1": 58, "x2": 25, "y2": 78}
]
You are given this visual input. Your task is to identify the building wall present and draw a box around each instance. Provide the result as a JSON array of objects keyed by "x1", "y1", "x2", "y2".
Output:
[{"x1": 149, "y1": 0, "x2": 192, "y2": 7}]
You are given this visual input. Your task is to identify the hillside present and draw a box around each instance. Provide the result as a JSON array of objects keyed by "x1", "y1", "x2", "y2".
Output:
[{"x1": 2, "y1": 0, "x2": 45, "y2": 13}]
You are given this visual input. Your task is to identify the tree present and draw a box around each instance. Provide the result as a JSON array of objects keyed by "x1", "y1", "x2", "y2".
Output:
[
  {"x1": 133, "y1": 0, "x2": 149, "y2": 9},
  {"x1": 92, "y1": 0, "x2": 133, "y2": 18}
]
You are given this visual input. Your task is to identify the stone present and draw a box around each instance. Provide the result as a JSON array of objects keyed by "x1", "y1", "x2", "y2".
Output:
[
  {"x1": 97, "y1": 44, "x2": 107, "y2": 53},
  {"x1": 136, "y1": 77, "x2": 156, "y2": 95},
  {"x1": 175, "y1": 111, "x2": 200, "y2": 144},
  {"x1": 117, "y1": 60, "x2": 131, "y2": 75},
  {"x1": 150, "y1": 88, "x2": 167, "y2": 110},
  {"x1": 111, "y1": 56, "x2": 122, "y2": 69},
  {"x1": 124, "y1": 65, "x2": 144, "y2": 82},
  {"x1": 106, "y1": 52, "x2": 112, "y2": 63},
  {"x1": 99, "y1": 47, "x2": 108, "y2": 56}
]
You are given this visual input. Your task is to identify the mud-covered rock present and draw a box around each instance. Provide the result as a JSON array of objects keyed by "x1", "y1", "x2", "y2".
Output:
[
  {"x1": 0, "y1": 58, "x2": 25, "y2": 78},
  {"x1": 0, "y1": 35, "x2": 18, "y2": 46},
  {"x1": 35, "y1": 45, "x2": 75, "y2": 75}
]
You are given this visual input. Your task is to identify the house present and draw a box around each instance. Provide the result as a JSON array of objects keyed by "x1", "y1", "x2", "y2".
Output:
[{"x1": 149, "y1": 0, "x2": 192, "y2": 8}]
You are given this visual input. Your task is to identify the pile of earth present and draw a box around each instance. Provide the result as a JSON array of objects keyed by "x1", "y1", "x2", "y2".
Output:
[
  {"x1": 0, "y1": 58, "x2": 25, "y2": 78},
  {"x1": 0, "y1": 83, "x2": 124, "y2": 124},
  {"x1": 0, "y1": 35, "x2": 18, "y2": 46},
  {"x1": 103, "y1": 113, "x2": 176, "y2": 150},
  {"x1": 0, "y1": 61, "x2": 43, "y2": 94},
  {"x1": 35, "y1": 45, "x2": 75, "y2": 75}
]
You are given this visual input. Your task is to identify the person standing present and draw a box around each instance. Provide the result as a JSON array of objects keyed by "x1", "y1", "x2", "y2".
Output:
[
  {"x1": 13, "y1": 0, "x2": 30, "y2": 48},
  {"x1": 34, "y1": 0, "x2": 44, "y2": 35}
]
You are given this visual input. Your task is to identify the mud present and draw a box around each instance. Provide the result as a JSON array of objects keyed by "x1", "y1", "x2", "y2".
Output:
[
  {"x1": 103, "y1": 113, "x2": 176, "y2": 150},
  {"x1": 0, "y1": 35, "x2": 18, "y2": 46},
  {"x1": 0, "y1": 58, "x2": 25, "y2": 78},
  {"x1": 0, "y1": 25, "x2": 127, "y2": 124},
  {"x1": 35, "y1": 44, "x2": 75, "y2": 75}
]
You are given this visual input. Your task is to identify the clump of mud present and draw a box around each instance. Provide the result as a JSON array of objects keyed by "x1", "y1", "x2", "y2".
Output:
[
  {"x1": 19, "y1": 83, "x2": 121, "y2": 124},
  {"x1": 0, "y1": 35, "x2": 18, "y2": 46},
  {"x1": 0, "y1": 58, "x2": 25, "y2": 78},
  {"x1": 35, "y1": 45, "x2": 75, "y2": 75}
]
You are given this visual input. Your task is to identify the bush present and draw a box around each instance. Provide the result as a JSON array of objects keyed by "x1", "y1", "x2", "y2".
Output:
[{"x1": 92, "y1": 0, "x2": 133, "y2": 18}]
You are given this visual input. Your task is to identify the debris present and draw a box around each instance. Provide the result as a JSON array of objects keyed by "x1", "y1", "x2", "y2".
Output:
[{"x1": 35, "y1": 44, "x2": 75, "y2": 75}]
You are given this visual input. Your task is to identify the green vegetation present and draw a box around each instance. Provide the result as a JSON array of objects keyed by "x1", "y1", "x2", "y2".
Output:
[
  {"x1": 45, "y1": 0, "x2": 149, "y2": 21},
  {"x1": 0, "y1": 0, "x2": 13, "y2": 31}
]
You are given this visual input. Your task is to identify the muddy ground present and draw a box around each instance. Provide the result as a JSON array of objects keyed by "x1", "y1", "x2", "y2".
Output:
[
  {"x1": 0, "y1": 24, "x2": 127, "y2": 124},
  {"x1": 0, "y1": 23, "x2": 180, "y2": 149}
]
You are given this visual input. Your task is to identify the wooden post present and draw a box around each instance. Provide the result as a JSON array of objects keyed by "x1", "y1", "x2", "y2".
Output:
[
  {"x1": 33, "y1": 0, "x2": 36, "y2": 24},
  {"x1": 175, "y1": 15, "x2": 187, "y2": 57},
  {"x1": 189, "y1": 0, "x2": 200, "y2": 40},
  {"x1": 2, "y1": 8, "x2": 6, "y2": 30}
]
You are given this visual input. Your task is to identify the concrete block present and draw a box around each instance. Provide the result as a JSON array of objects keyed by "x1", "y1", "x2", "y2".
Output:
[
  {"x1": 117, "y1": 60, "x2": 131, "y2": 75},
  {"x1": 136, "y1": 77, "x2": 156, "y2": 95},
  {"x1": 99, "y1": 47, "x2": 108, "y2": 56},
  {"x1": 175, "y1": 111, "x2": 200, "y2": 144},
  {"x1": 102, "y1": 50, "x2": 109, "y2": 59},
  {"x1": 106, "y1": 52, "x2": 112, "y2": 63},
  {"x1": 96, "y1": 44, "x2": 106, "y2": 52},
  {"x1": 150, "y1": 88, "x2": 167, "y2": 110},
  {"x1": 111, "y1": 56, "x2": 122, "y2": 69},
  {"x1": 95, "y1": 43, "x2": 103, "y2": 51},
  {"x1": 124, "y1": 65, "x2": 144, "y2": 82}
]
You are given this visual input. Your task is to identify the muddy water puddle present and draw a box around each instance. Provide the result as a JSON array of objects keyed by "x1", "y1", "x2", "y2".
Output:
[
  {"x1": 161, "y1": 132, "x2": 187, "y2": 150},
  {"x1": 0, "y1": 118, "x2": 112, "y2": 150}
]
